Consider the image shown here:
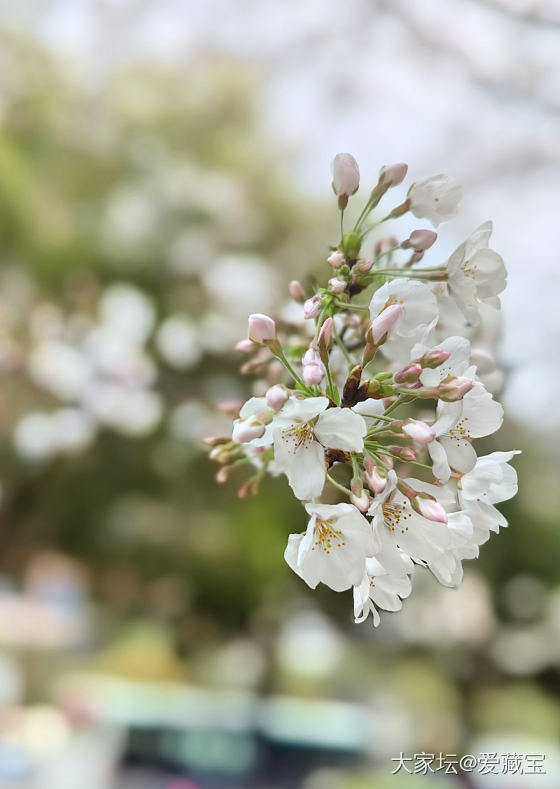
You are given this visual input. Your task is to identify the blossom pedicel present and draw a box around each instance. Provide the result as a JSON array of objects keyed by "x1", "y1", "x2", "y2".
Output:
[{"x1": 208, "y1": 154, "x2": 519, "y2": 627}]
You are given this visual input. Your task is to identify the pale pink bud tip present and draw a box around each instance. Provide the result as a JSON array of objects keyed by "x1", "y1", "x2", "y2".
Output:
[
  {"x1": 420, "y1": 348, "x2": 451, "y2": 368},
  {"x1": 265, "y1": 384, "x2": 289, "y2": 411},
  {"x1": 351, "y1": 491, "x2": 370, "y2": 512},
  {"x1": 302, "y1": 363, "x2": 325, "y2": 386},
  {"x1": 407, "y1": 229, "x2": 437, "y2": 252},
  {"x1": 248, "y1": 314, "x2": 276, "y2": 344},
  {"x1": 416, "y1": 497, "x2": 448, "y2": 524},
  {"x1": 235, "y1": 338, "x2": 256, "y2": 353},
  {"x1": 379, "y1": 162, "x2": 408, "y2": 187},
  {"x1": 332, "y1": 153, "x2": 360, "y2": 197},
  {"x1": 318, "y1": 317, "x2": 333, "y2": 350},
  {"x1": 327, "y1": 250, "x2": 345, "y2": 268},
  {"x1": 370, "y1": 303, "x2": 404, "y2": 344},
  {"x1": 289, "y1": 280, "x2": 306, "y2": 303},
  {"x1": 303, "y1": 295, "x2": 321, "y2": 319},
  {"x1": 232, "y1": 419, "x2": 265, "y2": 444},
  {"x1": 364, "y1": 464, "x2": 386, "y2": 495},
  {"x1": 328, "y1": 278, "x2": 346, "y2": 294},
  {"x1": 438, "y1": 376, "x2": 474, "y2": 402},
  {"x1": 402, "y1": 419, "x2": 435, "y2": 444}
]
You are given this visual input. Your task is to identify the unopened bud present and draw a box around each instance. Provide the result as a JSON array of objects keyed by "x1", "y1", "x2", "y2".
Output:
[
  {"x1": 248, "y1": 313, "x2": 276, "y2": 344},
  {"x1": 402, "y1": 419, "x2": 435, "y2": 444},
  {"x1": 216, "y1": 465, "x2": 235, "y2": 484},
  {"x1": 303, "y1": 295, "x2": 321, "y2": 319},
  {"x1": 379, "y1": 162, "x2": 408, "y2": 187},
  {"x1": 390, "y1": 446, "x2": 417, "y2": 462},
  {"x1": 364, "y1": 459, "x2": 387, "y2": 494},
  {"x1": 369, "y1": 303, "x2": 404, "y2": 344},
  {"x1": 418, "y1": 348, "x2": 451, "y2": 368},
  {"x1": 412, "y1": 494, "x2": 448, "y2": 524},
  {"x1": 438, "y1": 376, "x2": 474, "y2": 402},
  {"x1": 328, "y1": 277, "x2": 347, "y2": 294},
  {"x1": 332, "y1": 153, "x2": 360, "y2": 205},
  {"x1": 266, "y1": 384, "x2": 289, "y2": 411},
  {"x1": 232, "y1": 418, "x2": 266, "y2": 444},
  {"x1": 355, "y1": 259, "x2": 372, "y2": 272},
  {"x1": 318, "y1": 318, "x2": 334, "y2": 358},
  {"x1": 393, "y1": 363, "x2": 422, "y2": 384},
  {"x1": 351, "y1": 490, "x2": 370, "y2": 512},
  {"x1": 327, "y1": 250, "x2": 345, "y2": 268},
  {"x1": 238, "y1": 476, "x2": 261, "y2": 499},
  {"x1": 289, "y1": 280, "x2": 306, "y2": 302},
  {"x1": 303, "y1": 363, "x2": 325, "y2": 386},
  {"x1": 203, "y1": 436, "x2": 229, "y2": 447},
  {"x1": 403, "y1": 229, "x2": 437, "y2": 252}
]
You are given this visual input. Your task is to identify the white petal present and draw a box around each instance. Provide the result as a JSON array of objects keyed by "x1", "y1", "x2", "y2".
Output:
[
  {"x1": 314, "y1": 408, "x2": 366, "y2": 451},
  {"x1": 273, "y1": 432, "x2": 326, "y2": 500}
]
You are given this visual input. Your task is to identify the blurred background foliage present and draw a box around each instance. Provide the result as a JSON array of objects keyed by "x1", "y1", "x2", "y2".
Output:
[{"x1": 0, "y1": 16, "x2": 558, "y2": 789}]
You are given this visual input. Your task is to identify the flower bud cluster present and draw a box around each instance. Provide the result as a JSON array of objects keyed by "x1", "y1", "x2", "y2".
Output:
[{"x1": 208, "y1": 153, "x2": 518, "y2": 627}]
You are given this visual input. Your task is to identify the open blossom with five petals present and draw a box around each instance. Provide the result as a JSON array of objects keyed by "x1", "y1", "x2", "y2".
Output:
[
  {"x1": 408, "y1": 174, "x2": 462, "y2": 226},
  {"x1": 367, "y1": 471, "x2": 451, "y2": 566},
  {"x1": 369, "y1": 278, "x2": 439, "y2": 364},
  {"x1": 414, "y1": 336, "x2": 473, "y2": 388},
  {"x1": 447, "y1": 221, "x2": 507, "y2": 325},
  {"x1": 284, "y1": 502, "x2": 377, "y2": 592},
  {"x1": 428, "y1": 382, "x2": 504, "y2": 482},
  {"x1": 272, "y1": 397, "x2": 367, "y2": 500}
]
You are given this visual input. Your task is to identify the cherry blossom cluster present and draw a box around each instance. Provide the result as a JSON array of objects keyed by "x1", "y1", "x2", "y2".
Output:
[{"x1": 207, "y1": 154, "x2": 519, "y2": 626}]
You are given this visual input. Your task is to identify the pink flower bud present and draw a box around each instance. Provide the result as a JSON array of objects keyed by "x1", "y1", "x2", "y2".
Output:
[
  {"x1": 303, "y1": 295, "x2": 321, "y2": 319},
  {"x1": 418, "y1": 348, "x2": 451, "y2": 368},
  {"x1": 405, "y1": 229, "x2": 437, "y2": 252},
  {"x1": 289, "y1": 280, "x2": 306, "y2": 303},
  {"x1": 379, "y1": 162, "x2": 408, "y2": 186},
  {"x1": 248, "y1": 313, "x2": 276, "y2": 344},
  {"x1": 438, "y1": 376, "x2": 474, "y2": 402},
  {"x1": 364, "y1": 460, "x2": 387, "y2": 494},
  {"x1": 351, "y1": 490, "x2": 370, "y2": 512},
  {"x1": 265, "y1": 384, "x2": 289, "y2": 411},
  {"x1": 302, "y1": 363, "x2": 325, "y2": 386},
  {"x1": 370, "y1": 303, "x2": 404, "y2": 344},
  {"x1": 413, "y1": 495, "x2": 448, "y2": 524},
  {"x1": 327, "y1": 250, "x2": 345, "y2": 268},
  {"x1": 393, "y1": 363, "x2": 422, "y2": 384},
  {"x1": 355, "y1": 259, "x2": 372, "y2": 272},
  {"x1": 390, "y1": 446, "x2": 417, "y2": 462},
  {"x1": 332, "y1": 153, "x2": 360, "y2": 198},
  {"x1": 328, "y1": 277, "x2": 347, "y2": 294},
  {"x1": 318, "y1": 317, "x2": 333, "y2": 352},
  {"x1": 232, "y1": 419, "x2": 265, "y2": 444},
  {"x1": 402, "y1": 419, "x2": 435, "y2": 444},
  {"x1": 302, "y1": 348, "x2": 321, "y2": 367}
]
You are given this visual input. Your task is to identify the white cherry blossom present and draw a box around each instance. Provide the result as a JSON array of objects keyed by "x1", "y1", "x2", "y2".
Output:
[
  {"x1": 272, "y1": 397, "x2": 367, "y2": 500},
  {"x1": 408, "y1": 174, "x2": 462, "y2": 226},
  {"x1": 428, "y1": 382, "x2": 504, "y2": 483},
  {"x1": 284, "y1": 502, "x2": 376, "y2": 592},
  {"x1": 447, "y1": 222, "x2": 507, "y2": 325},
  {"x1": 367, "y1": 471, "x2": 451, "y2": 566},
  {"x1": 369, "y1": 278, "x2": 439, "y2": 364}
]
